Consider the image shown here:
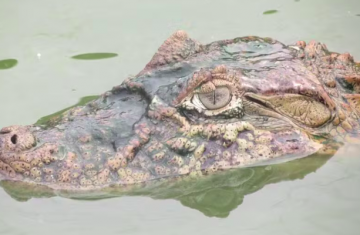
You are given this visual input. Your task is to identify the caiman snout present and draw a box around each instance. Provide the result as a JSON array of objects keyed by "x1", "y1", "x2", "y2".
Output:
[
  {"x1": 0, "y1": 125, "x2": 36, "y2": 152},
  {"x1": 0, "y1": 125, "x2": 59, "y2": 181}
]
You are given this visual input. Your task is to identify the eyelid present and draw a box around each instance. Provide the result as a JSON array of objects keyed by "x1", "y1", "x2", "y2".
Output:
[
  {"x1": 211, "y1": 79, "x2": 233, "y2": 87},
  {"x1": 194, "y1": 79, "x2": 234, "y2": 95},
  {"x1": 196, "y1": 81, "x2": 216, "y2": 93},
  {"x1": 191, "y1": 94, "x2": 207, "y2": 110}
]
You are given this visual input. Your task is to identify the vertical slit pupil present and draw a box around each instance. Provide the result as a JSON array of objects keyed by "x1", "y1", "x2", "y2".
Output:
[{"x1": 213, "y1": 91, "x2": 216, "y2": 105}]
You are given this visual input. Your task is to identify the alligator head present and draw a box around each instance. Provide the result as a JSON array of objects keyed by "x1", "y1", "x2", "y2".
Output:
[{"x1": 0, "y1": 31, "x2": 359, "y2": 191}]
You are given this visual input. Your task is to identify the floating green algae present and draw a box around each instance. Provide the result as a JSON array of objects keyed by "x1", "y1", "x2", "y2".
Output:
[
  {"x1": 263, "y1": 10, "x2": 278, "y2": 15},
  {"x1": 71, "y1": 53, "x2": 118, "y2": 60},
  {"x1": 0, "y1": 59, "x2": 18, "y2": 70}
]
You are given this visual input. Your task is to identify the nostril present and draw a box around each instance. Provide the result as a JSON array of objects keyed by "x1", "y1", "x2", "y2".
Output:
[{"x1": 11, "y1": 134, "x2": 18, "y2": 145}]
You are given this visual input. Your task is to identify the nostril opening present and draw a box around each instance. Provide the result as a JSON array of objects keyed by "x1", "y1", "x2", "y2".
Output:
[{"x1": 11, "y1": 134, "x2": 18, "y2": 145}]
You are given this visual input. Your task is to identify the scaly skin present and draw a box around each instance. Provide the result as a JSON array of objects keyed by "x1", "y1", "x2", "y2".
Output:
[{"x1": 0, "y1": 31, "x2": 359, "y2": 191}]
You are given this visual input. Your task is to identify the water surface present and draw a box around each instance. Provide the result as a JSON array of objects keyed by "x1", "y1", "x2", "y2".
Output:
[{"x1": 1, "y1": 0, "x2": 360, "y2": 234}]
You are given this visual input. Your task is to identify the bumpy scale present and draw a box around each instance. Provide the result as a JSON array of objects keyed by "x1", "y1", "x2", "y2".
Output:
[{"x1": 1, "y1": 31, "x2": 360, "y2": 191}]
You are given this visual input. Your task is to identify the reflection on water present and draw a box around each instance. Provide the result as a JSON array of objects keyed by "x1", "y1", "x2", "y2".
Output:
[
  {"x1": 137, "y1": 152, "x2": 334, "y2": 218},
  {"x1": 0, "y1": 151, "x2": 335, "y2": 218}
]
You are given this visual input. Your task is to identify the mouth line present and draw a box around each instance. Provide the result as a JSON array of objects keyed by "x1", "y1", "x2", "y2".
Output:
[{"x1": 244, "y1": 94, "x2": 269, "y2": 108}]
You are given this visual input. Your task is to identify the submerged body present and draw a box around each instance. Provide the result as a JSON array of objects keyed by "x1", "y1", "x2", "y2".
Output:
[{"x1": 1, "y1": 31, "x2": 359, "y2": 191}]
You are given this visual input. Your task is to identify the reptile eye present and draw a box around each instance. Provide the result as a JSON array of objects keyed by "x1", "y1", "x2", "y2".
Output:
[
  {"x1": 177, "y1": 67, "x2": 244, "y2": 118},
  {"x1": 197, "y1": 86, "x2": 232, "y2": 110}
]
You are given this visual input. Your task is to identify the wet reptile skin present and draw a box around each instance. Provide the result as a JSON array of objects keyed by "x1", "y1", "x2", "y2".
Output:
[{"x1": 1, "y1": 31, "x2": 359, "y2": 191}]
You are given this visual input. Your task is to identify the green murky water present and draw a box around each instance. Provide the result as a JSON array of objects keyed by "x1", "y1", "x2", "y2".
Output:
[{"x1": 1, "y1": 0, "x2": 360, "y2": 234}]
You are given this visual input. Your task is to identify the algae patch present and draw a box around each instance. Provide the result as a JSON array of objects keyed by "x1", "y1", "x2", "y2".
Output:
[
  {"x1": 0, "y1": 59, "x2": 18, "y2": 70},
  {"x1": 71, "y1": 53, "x2": 118, "y2": 60}
]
